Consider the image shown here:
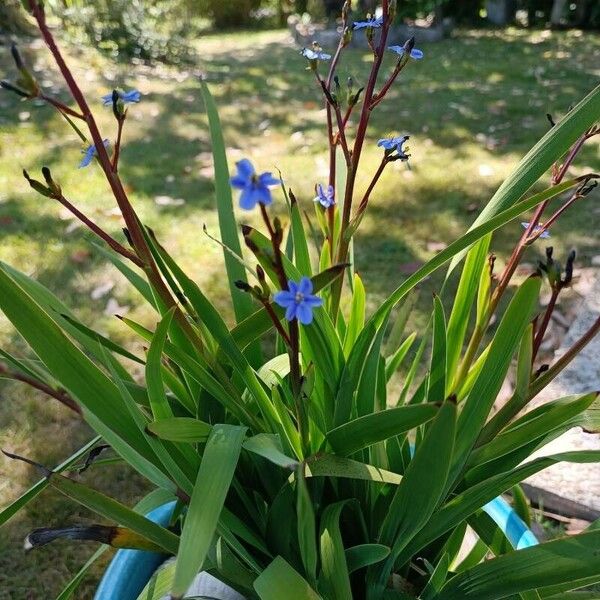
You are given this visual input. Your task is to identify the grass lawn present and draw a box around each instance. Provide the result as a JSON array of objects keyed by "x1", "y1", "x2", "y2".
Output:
[{"x1": 0, "y1": 24, "x2": 598, "y2": 598}]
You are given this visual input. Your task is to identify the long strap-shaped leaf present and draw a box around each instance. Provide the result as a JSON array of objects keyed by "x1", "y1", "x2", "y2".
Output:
[
  {"x1": 394, "y1": 450, "x2": 600, "y2": 568},
  {"x1": 171, "y1": 424, "x2": 247, "y2": 598},
  {"x1": 0, "y1": 265, "x2": 158, "y2": 467},
  {"x1": 447, "y1": 83, "x2": 600, "y2": 273},
  {"x1": 450, "y1": 275, "x2": 542, "y2": 481},
  {"x1": 47, "y1": 472, "x2": 179, "y2": 554},
  {"x1": 254, "y1": 556, "x2": 322, "y2": 600},
  {"x1": 327, "y1": 403, "x2": 438, "y2": 455},
  {"x1": 436, "y1": 530, "x2": 600, "y2": 600},
  {"x1": 368, "y1": 401, "x2": 456, "y2": 598},
  {"x1": 341, "y1": 176, "x2": 590, "y2": 420},
  {"x1": 200, "y1": 80, "x2": 256, "y2": 325}
]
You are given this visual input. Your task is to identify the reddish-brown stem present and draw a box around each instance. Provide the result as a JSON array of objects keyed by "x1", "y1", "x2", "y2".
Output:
[
  {"x1": 0, "y1": 363, "x2": 81, "y2": 415},
  {"x1": 112, "y1": 117, "x2": 125, "y2": 171},
  {"x1": 355, "y1": 156, "x2": 388, "y2": 217},
  {"x1": 54, "y1": 193, "x2": 143, "y2": 267},
  {"x1": 261, "y1": 300, "x2": 292, "y2": 347},
  {"x1": 40, "y1": 93, "x2": 84, "y2": 119},
  {"x1": 258, "y1": 204, "x2": 305, "y2": 446},
  {"x1": 370, "y1": 60, "x2": 407, "y2": 110},
  {"x1": 529, "y1": 315, "x2": 600, "y2": 399},
  {"x1": 329, "y1": 3, "x2": 391, "y2": 317},
  {"x1": 29, "y1": 2, "x2": 203, "y2": 353},
  {"x1": 532, "y1": 287, "x2": 560, "y2": 360}
]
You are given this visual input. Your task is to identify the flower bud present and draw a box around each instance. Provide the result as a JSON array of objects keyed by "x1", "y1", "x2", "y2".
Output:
[
  {"x1": 342, "y1": 26, "x2": 353, "y2": 47},
  {"x1": 41, "y1": 166, "x2": 61, "y2": 197},
  {"x1": 23, "y1": 169, "x2": 52, "y2": 198}
]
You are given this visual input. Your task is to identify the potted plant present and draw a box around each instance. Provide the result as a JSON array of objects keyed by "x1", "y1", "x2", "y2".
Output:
[{"x1": 1, "y1": 1, "x2": 599, "y2": 599}]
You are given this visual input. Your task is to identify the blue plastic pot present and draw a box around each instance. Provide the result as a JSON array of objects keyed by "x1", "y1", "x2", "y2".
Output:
[{"x1": 94, "y1": 497, "x2": 537, "y2": 600}]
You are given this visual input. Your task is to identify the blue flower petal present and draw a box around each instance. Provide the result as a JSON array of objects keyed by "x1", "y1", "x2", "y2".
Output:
[
  {"x1": 230, "y1": 175, "x2": 248, "y2": 189},
  {"x1": 285, "y1": 303, "x2": 298, "y2": 321},
  {"x1": 410, "y1": 49, "x2": 424, "y2": 59},
  {"x1": 387, "y1": 45, "x2": 405, "y2": 55},
  {"x1": 304, "y1": 295, "x2": 324, "y2": 307},
  {"x1": 259, "y1": 172, "x2": 281, "y2": 187},
  {"x1": 273, "y1": 290, "x2": 295, "y2": 307},
  {"x1": 298, "y1": 276, "x2": 313, "y2": 295},
  {"x1": 254, "y1": 185, "x2": 273, "y2": 206},
  {"x1": 296, "y1": 303, "x2": 313, "y2": 325},
  {"x1": 287, "y1": 280, "x2": 298, "y2": 295},
  {"x1": 236, "y1": 159, "x2": 255, "y2": 180},
  {"x1": 239, "y1": 188, "x2": 258, "y2": 210},
  {"x1": 122, "y1": 89, "x2": 141, "y2": 103}
]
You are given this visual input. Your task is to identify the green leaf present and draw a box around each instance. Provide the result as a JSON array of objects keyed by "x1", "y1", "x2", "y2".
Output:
[
  {"x1": 290, "y1": 194, "x2": 312, "y2": 276},
  {"x1": 296, "y1": 466, "x2": 318, "y2": 585},
  {"x1": 371, "y1": 401, "x2": 456, "y2": 594},
  {"x1": 470, "y1": 393, "x2": 598, "y2": 467},
  {"x1": 428, "y1": 295, "x2": 447, "y2": 404},
  {"x1": 385, "y1": 332, "x2": 416, "y2": 382},
  {"x1": 327, "y1": 403, "x2": 439, "y2": 455},
  {"x1": 48, "y1": 473, "x2": 179, "y2": 554},
  {"x1": 146, "y1": 308, "x2": 176, "y2": 421},
  {"x1": 319, "y1": 501, "x2": 352, "y2": 600},
  {"x1": 244, "y1": 433, "x2": 299, "y2": 469},
  {"x1": 0, "y1": 266, "x2": 160, "y2": 469},
  {"x1": 0, "y1": 437, "x2": 100, "y2": 527},
  {"x1": 451, "y1": 275, "x2": 542, "y2": 480},
  {"x1": 479, "y1": 323, "x2": 534, "y2": 444},
  {"x1": 254, "y1": 556, "x2": 322, "y2": 600},
  {"x1": 147, "y1": 417, "x2": 212, "y2": 443},
  {"x1": 437, "y1": 530, "x2": 600, "y2": 600},
  {"x1": 305, "y1": 453, "x2": 402, "y2": 485},
  {"x1": 345, "y1": 544, "x2": 390, "y2": 574},
  {"x1": 171, "y1": 424, "x2": 247, "y2": 598},
  {"x1": 446, "y1": 236, "x2": 490, "y2": 387},
  {"x1": 200, "y1": 80, "x2": 255, "y2": 325},
  {"x1": 343, "y1": 273, "x2": 366, "y2": 357},
  {"x1": 420, "y1": 553, "x2": 451, "y2": 600},
  {"x1": 448, "y1": 84, "x2": 600, "y2": 273},
  {"x1": 395, "y1": 450, "x2": 600, "y2": 567}
]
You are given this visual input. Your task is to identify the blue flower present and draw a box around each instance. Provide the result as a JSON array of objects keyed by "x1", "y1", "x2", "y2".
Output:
[
  {"x1": 230, "y1": 159, "x2": 280, "y2": 210},
  {"x1": 377, "y1": 135, "x2": 410, "y2": 159},
  {"x1": 353, "y1": 15, "x2": 383, "y2": 29},
  {"x1": 301, "y1": 47, "x2": 331, "y2": 61},
  {"x1": 388, "y1": 45, "x2": 424, "y2": 60},
  {"x1": 102, "y1": 89, "x2": 141, "y2": 106},
  {"x1": 273, "y1": 277, "x2": 323, "y2": 325},
  {"x1": 79, "y1": 139, "x2": 110, "y2": 168},
  {"x1": 314, "y1": 184, "x2": 335, "y2": 208},
  {"x1": 521, "y1": 222, "x2": 550, "y2": 239}
]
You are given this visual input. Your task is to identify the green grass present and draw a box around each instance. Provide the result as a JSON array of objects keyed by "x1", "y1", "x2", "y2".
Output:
[{"x1": 0, "y1": 26, "x2": 598, "y2": 598}]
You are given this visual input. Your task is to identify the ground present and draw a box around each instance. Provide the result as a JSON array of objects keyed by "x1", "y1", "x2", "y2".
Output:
[{"x1": 0, "y1": 25, "x2": 598, "y2": 599}]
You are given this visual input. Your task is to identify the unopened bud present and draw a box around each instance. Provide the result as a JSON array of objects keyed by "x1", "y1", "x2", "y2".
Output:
[
  {"x1": 41, "y1": 166, "x2": 61, "y2": 196},
  {"x1": 234, "y1": 280, "x2": 252, "y2": 292},
  {"x1": 23, "y1": 169, "x2": 52, "y2": 198},
  {"x1": 404, "y1": 36, "x2": 415, "y2": 53},
  {"x1": 342, "y1": 26, "x2": 353, "y2": 47},
  {"x1": 10, "y1": 44, "x2": 24, "y2": 71},
  {"x1": 564, "y1": 249, "x2": 576, "y2": 286}
]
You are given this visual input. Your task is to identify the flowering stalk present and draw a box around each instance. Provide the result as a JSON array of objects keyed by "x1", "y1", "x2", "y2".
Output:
[
  {"x1": 328, "y1": 1, "x2": 392, "y2": 318},
  {"x1": 26, "y1": 0, "x2": 204, "y2": 354},
  {"x1": 451, "y1": 133, "x2": 597, "y2": 392},
  {"x1": 257, "y1": 204, "x2": 307, "y2": 449}
]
